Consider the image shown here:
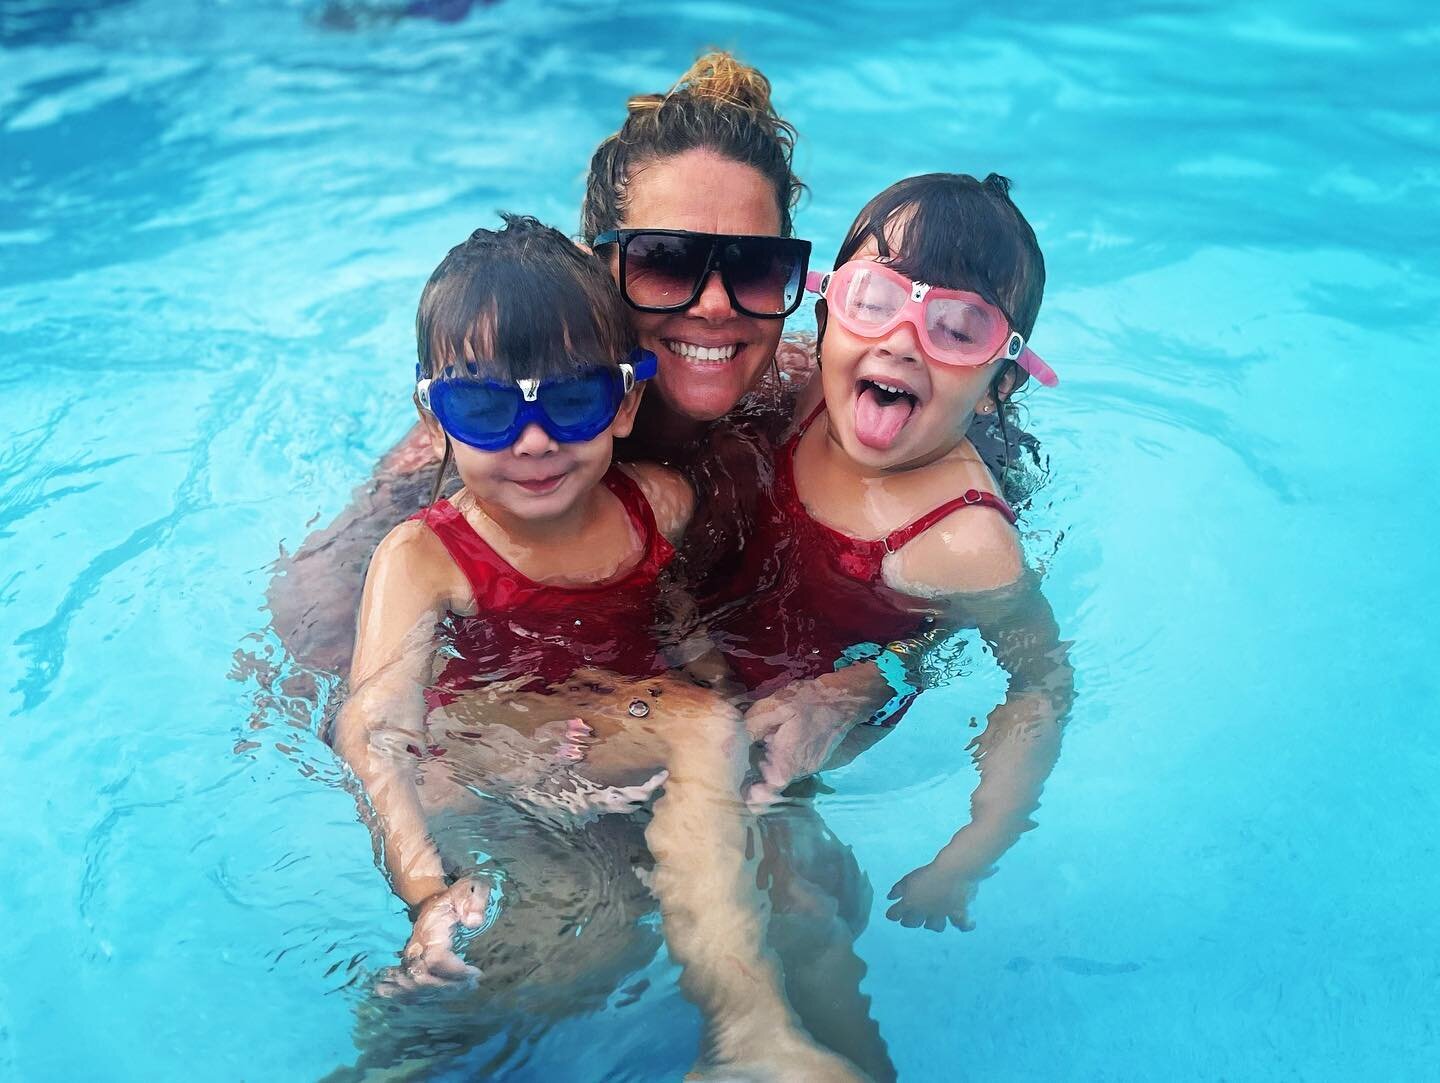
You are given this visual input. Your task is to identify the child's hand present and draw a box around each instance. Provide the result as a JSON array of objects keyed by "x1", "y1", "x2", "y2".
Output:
[
  {"x1": 885, "y1": 861, "x2": 981, "y2": 933},
  {"x1": 744, "y1": 696, "x2": 850, "y2": 809},
  {"x1": 377, "y1": 878, "x2": 490, "y2": 995}
]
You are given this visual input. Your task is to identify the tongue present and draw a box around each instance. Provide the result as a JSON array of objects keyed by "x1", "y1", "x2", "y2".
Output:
[{"x1": 854, "y1": 386, "x2": 914, "y2": 450}]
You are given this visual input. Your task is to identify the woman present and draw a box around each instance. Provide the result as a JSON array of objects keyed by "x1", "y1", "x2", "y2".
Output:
[{"x1": 266, "y1": 52, "x2": 809, "y2": 673}]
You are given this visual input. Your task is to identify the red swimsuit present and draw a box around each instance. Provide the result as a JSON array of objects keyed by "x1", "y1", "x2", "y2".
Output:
[
  {"x1": 712, "y1": 404, "x2": 1016, "y2": 702},
  {"x1": 413, "y1": 466, "x2": 676, "y2": 703}
]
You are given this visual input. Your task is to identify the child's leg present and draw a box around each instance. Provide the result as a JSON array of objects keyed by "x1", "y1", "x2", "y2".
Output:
[
  {"x1": 760, "y1": 803, "x2": 897, "y2": 1083},
  {"x1": 580, "y1": 674, "x2": 865, "y2": 1079}
]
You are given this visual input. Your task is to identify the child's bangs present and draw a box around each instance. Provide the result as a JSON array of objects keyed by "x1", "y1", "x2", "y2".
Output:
[{"x1": 416, "y1": 216, "x2": 634, "y2": 383}]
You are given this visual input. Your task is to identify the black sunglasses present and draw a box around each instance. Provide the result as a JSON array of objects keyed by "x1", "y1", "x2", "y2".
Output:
[{"x1": 593, "y1": 229, "x2": 812, "y2": 319}]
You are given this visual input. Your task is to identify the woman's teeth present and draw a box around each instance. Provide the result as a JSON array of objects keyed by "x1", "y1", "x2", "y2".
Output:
[{"x1": 664, "y1": 340, "x2": 739, "y2": 363}]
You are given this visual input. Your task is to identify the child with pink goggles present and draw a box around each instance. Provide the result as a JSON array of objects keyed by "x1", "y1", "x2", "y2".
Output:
[{"x1": 806, "y1": 261, "x2": 1058, "y2": 387}]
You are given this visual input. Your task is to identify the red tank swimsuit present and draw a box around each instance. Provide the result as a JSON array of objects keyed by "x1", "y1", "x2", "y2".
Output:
[
  {"x1": 712, "y1": 404, "x2": 1017, "y2": 703},
  {"x1": 413, "y1": 466, "x2": 676, "y2": 704}
]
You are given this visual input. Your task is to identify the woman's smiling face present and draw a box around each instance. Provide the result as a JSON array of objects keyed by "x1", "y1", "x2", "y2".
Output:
[{"x1": 614, "y1": 148, "x2": 786, "y2": 422}]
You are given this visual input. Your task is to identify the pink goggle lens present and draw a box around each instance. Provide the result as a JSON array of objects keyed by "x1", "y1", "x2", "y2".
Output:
[{"x1": 922, "y1": 295, "x2": 1010, "y2": 364}]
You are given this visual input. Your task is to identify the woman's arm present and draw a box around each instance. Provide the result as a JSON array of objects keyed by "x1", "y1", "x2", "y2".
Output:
[{"x1": 267, "y1": 424, "x2": 438, "y2": 675}]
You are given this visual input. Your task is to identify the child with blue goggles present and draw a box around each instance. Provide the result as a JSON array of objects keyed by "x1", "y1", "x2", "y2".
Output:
[{"x1": 332, "y1": 215, "x2": 844, "y2": 1079}]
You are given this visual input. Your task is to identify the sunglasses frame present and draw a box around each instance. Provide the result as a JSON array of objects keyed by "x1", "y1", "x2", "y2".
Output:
[{"x1": 593, "y1": 228, "x2": 812, "y2": 320}]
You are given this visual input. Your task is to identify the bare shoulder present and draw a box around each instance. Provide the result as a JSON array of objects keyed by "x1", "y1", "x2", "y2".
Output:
[
  {"x1": 618, "y1": 461, "x2": 696, "y2": 545},
  {"x1": 365, "y1": 517, "x2": 465, "y2": 604},
  {"x1": 886, "y1": 505, "x2": 1025, "y2": 598}
]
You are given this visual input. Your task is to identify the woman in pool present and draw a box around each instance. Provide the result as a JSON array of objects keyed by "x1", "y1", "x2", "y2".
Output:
[{"x1": 267, "y1": 52, "x2": 813, "y2": 671}]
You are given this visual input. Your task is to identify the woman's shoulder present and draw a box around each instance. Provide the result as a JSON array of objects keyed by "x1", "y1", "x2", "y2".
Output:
[{"x1": 616, "y1": 461, "x2": 696, "y2": 545}]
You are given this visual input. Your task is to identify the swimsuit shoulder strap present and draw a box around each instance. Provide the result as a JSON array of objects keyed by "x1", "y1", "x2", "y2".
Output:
[
  {"x1": 603, "y1": 465, "x2": 676, "y2": 573},
  {"x1": 410, "y1": 499, "x2": 514, "y2": 604},
  {"x1": 796, "y1": 402, "x2": 826, "y2": 437},
  {"x1": 883, "y1": 488, "x2": 1018, "y2": 553}
]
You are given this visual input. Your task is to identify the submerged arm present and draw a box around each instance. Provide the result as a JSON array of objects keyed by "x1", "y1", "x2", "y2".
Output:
[
  {"x1": 633, "y1": 679, "x2": 862, "y2": 1077},
  {"x1": 886, "y1": 574, "x2": 1075, "y2": 931},
  {"x1": 331, "y1": 521, "x2": 454, "y2": 906},
  {"x1": 267, "y1": 423, "x2": 437, "y2": 675}
]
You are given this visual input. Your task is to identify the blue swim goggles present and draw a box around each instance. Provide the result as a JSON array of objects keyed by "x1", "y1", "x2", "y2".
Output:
[{"x1": 415, "y1": 349, "x2": 658, "y2": 451}]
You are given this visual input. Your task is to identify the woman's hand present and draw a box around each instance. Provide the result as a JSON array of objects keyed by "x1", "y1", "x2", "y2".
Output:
[
  {"x1": 378, "y1": 877, "x2": 491, "y2": 995},
  {"x1": 884, "y1": 861, "x2": 983, "y2": 933}
]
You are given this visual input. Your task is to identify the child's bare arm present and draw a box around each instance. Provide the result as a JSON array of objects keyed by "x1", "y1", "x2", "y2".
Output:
[
  {"x1": 332, "y1": 521, "x2": 459, "y2": 907},
  {"x1": 885, "y1": 575, "x2": 1075, "y2": 932}
]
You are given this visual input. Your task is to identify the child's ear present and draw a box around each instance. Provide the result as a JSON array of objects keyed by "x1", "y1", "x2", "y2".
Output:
[
  {"x1": 415, "y1": 397, "x2": 449, "y2": 458},
  {"x1": 609, "y1": 383, "x2": 647, "y2": 439}
]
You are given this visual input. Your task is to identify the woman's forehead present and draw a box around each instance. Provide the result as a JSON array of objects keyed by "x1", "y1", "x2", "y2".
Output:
[{"x1": 622, "y1": 149, "x2": 783, "y2": 235}]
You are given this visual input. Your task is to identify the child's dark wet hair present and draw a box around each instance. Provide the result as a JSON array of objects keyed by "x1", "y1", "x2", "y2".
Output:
[
  {"x1": 416, "y1": 214, "x2": 635, "y2": 382},
  {"x1": 831, "y1": 172, "x2": 1045, "y2": 389}
]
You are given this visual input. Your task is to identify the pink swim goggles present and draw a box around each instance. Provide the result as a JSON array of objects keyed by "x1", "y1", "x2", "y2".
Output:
[{"x1": 807, "y1": 261, "x2": 1058, "y2": 387}]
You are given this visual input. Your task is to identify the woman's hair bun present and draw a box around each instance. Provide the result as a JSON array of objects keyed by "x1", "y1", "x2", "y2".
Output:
[
  {"x1": 670, "y1": 50, "x2": 779, "y2": 118},
  {"x1": 581, "y1": 49, "x2": 804, "y2": 240}
]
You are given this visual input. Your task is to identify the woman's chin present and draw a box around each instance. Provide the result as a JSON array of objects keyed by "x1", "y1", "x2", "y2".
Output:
[{"x1": 658, "y1": 362, "x2": 756, "y2": 421}]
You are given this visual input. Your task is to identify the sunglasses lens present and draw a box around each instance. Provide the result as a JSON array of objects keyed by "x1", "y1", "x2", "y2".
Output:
[
  {"x1": 835, "y1": 264, "x2": 907, "y2": 327},
  {"x1": 723, "y1": 238, "x2": 806, "y2": 316},
  {"x1": 538, "y1": 370, "x2": 617, "y2": 435},
  {"x1": 440, "y1": 383, "x2": 520, "y2": 443},
  {"x1": 924, "y1": 297, "x2": 1008, "y2": 362},
  {"x1": 624, "y1": 233, "x2": 710, "y2": 309}
]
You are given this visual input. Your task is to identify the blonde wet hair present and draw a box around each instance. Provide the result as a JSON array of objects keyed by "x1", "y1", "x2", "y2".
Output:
[{"x1": 580, "y1": 50, "x2": 805, "y2": 240}]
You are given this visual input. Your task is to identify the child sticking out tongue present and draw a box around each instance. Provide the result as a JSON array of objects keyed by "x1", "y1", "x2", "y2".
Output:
[{"x1": 854, "y1": 379, "x2": 917, "y2": 450}]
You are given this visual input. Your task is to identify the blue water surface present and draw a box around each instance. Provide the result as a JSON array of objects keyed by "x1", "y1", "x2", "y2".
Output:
[{"x1": 2, "y1": 0, "x2": 1438, "y2": 1079}]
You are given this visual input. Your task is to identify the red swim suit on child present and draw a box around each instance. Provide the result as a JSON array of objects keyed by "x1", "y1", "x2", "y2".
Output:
[
  {"x1": 709, "y1": 404, "x2": 1017, "y2": 717},
  {"x1": 412, "y1": 465, "x2": 675, "y2": 706}
]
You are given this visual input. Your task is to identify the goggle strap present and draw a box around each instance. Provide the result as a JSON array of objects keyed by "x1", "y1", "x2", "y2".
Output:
[
  {"x1": 623, "y1": 348, "x2": 659, "y2": 391},
  {"x1": 1016, "y1": 345, "x2": 1059, "y2": 388},
  {"x1": 415, "y1": 378, "x2": 433, "y2": 411},
  {"x1": 805, "y1": 270, "x2": 828, "y2": 295}
]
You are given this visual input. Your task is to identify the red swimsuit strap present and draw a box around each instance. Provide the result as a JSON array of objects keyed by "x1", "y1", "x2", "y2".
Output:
[
  {"x1": 599, "y1": 465, "x2": 676, "y2": 575},
  {"x1": 412, "y1": 499, "x2": 509, "y2": 606},
  {"x1": 794, "y1": 401, "x2": 827, "y2": 442},
  {"x1": 883, "y1": 488, "x2": 1017, "y2": 553}
]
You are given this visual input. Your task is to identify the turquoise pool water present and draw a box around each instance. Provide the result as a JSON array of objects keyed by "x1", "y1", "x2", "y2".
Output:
[{"x1": 3, "y1": 1, "x2": 1438, "y2": 1078}]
